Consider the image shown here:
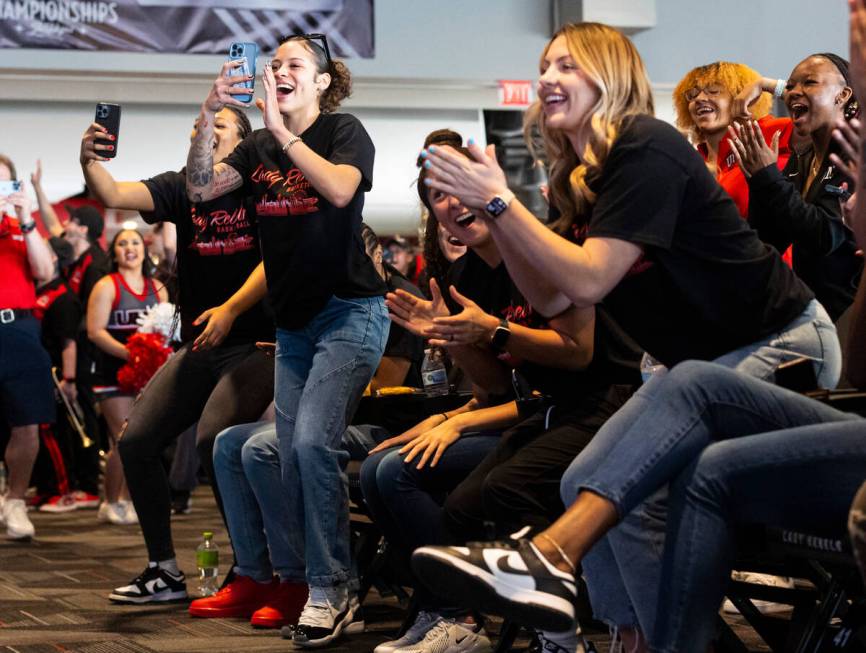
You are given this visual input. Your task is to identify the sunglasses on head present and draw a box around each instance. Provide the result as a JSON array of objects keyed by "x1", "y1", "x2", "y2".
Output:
[{"x1": 281, "y1": 33, "x2": 332, "y2": 68}]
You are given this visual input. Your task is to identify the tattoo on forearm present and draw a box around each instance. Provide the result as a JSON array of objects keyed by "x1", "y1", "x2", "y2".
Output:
[{"x1": 187, "y1": 112, "x2": 215, "y2": 192}]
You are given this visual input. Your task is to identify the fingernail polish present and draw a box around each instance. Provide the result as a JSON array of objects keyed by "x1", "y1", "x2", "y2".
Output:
[
  {"x1": 424, "y1": 178, "x2": 432, "y2": 185},
  {"x1": 468, "y1": 137, "x2": 475, "y2": 145},
  {"x1": 419, "y1": 150, "x2": 428, "y2": 158},
  {"x1": 428, "y1": 145, "x2": 437, "y2": 153},
  {"x1": 108, "y1": 145, "x2": 114, "y2": 150},
  {"x1": 424, "y1": 160, "x2": 432, "y2": 169}
]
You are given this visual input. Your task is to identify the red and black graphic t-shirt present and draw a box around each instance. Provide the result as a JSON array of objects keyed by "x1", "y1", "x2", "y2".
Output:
[
  {"x1": 34, "y1": 278, "x2": 82, "y2": 365},
  {"x1": 446, "y1": 249, "x2": 640, "y2": 400},
  {"x1": 224, "y1": 113, "x2": 386, "y2": 330},
  {"x1": 141, "y1": 169, "x2": 272, "y2": 345},
  {"x1": 582, "y1": 114, "x2": 813, "y2": 367}
]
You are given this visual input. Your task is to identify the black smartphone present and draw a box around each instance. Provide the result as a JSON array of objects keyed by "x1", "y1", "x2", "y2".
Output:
[
  {"x1": 94, "y1": 102, "x2": 121, "y2": 159},
  {"x1": 826, "y1": 184, "x2": 852, "y2": 202}
]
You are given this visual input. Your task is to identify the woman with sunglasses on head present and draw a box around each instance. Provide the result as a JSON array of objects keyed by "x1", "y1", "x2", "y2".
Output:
[
  {"x1": 410, "y1": 22, "x2": 842, "y2": 649},
  {"x1": 186, "y1": 34, "x2": 388, "y2": 647},
  {"x1": 731, "y1": 53, "x2": 862, "y2": 322}
]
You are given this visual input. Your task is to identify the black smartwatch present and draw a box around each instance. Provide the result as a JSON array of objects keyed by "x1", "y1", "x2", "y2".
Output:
[
  {"x1": 490, "y1": 317, "x2": 511, "y2": 353},
  {"x1": 19, "y1": 220, "x2": 37, "y2": 234},
  {"x1": 484, "y1": 190, "x2": 515, "y2": 219}
]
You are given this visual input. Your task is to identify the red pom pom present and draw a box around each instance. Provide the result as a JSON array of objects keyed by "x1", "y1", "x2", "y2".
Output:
[{"x1": 117, "y1": 333, "x2": 172, "y2": 394}]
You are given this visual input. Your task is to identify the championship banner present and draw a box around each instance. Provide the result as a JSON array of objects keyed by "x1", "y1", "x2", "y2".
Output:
[{"x1": 0, "y1": 0, "x2": 374, "y2": 57}]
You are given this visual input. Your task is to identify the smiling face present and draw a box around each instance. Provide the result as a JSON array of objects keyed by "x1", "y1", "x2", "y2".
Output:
[
  {"x1": 269, "y1": 40, "x2": 330, "y2": 116},
  {"x1": 112, "y1": 229, "x2": 145, "y2": 271},
  {"x1": 686, "y1": 84, "x2": 733, "y2": 137},
  {"x1": 437, "y1": 223, "x2": 466, "y2": 263},
  {"x1": 427, "y1": 186, "x2": 491, "y2": 250},
  {"x1": 785, "y1": 56, "x2": 851, "y2": 138},
  {"x1": 537, "y1": 34, "x2": 601, "y2": 142}
]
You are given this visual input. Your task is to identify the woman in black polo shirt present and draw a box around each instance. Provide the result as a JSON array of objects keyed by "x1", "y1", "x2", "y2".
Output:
[{"x1": 186, "y1": 35, "x2": 388, "y2": 647}]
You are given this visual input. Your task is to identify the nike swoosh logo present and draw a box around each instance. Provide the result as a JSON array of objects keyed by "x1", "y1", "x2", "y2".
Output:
[
  {"x1": 145, "y1": 578, "x2": 168, "y2": 593},
  {"x1": 481, "y1": 550, "x2": 537, "y2": 592}
]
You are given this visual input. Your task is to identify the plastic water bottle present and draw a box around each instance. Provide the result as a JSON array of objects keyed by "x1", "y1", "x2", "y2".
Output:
[
  {"x1": 196, "y1": 531, "x2": 219, "y2": 597},
  {"x1": 639, "y1": 352, "x2": 667, "y2": 384},
  {"x1": 421, "y1": 348, "x2": 449, "y2": 397}
]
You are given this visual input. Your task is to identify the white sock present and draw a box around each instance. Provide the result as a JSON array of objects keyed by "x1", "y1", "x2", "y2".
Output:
[{"x1": 156, "y1": 558, "x2": 179, "y2": 575}]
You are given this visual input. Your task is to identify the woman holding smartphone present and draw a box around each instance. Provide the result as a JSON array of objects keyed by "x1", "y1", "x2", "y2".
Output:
[
  {"x1": 411, "y1": 21, "x2": 841, "y2": 648},
  {"x1": 186, "y1": 35, "x2": 388, "y2": 647}
]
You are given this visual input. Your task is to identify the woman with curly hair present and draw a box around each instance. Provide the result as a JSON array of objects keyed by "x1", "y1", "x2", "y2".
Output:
[
  {"x1": 674, "y1": 62, "x2": 793, "y2": 219},
  {"x1": 411, "y1": 21, "x2": 842, "y2": 649},
  {"x1": 184, "y1": 34, "x2": 389, "y2": 647}
]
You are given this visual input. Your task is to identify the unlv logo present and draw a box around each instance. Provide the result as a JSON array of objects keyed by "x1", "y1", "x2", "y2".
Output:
[{"x1": 112, "y1": 308, "x2": 146, "y2": 330}]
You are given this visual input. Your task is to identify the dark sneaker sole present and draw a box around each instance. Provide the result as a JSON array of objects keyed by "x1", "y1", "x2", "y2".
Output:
[
  {"x1": 293, "y1": 607, "x2": 354, "y2": 648},
  {"x1": 109, "y1": 590, "x2": 188, "y2": 604},
  {"x1": 412, "y1": 547, "x2": 575, "y2": 633}
]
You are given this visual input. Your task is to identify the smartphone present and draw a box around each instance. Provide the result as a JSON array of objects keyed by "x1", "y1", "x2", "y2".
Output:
[
  {"x1": 826, "y1": 184, "x2": 853, "y2": 202},
  {"x1": 227, "y1": 42, "x2": 258, "y2": 104},
  {"x1": 0, "y1": 180, "x2": 22, "y2": 195},
  {"x1": 94, "y1": 102, "x2": 121, "y2": 159}
]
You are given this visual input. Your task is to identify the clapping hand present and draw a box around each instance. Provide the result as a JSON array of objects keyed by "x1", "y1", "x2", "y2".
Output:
[
  {"x1": 728, "y1": 120, "x2": 780, "y2": 178},
  {"x1": 421, "y1": 140, "x2": 509, "y2": 212}
]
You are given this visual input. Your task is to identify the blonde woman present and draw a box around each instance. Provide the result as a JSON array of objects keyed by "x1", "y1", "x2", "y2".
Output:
[{"x1": 411, "y1": 22, "x2": 841, "y2": 649}]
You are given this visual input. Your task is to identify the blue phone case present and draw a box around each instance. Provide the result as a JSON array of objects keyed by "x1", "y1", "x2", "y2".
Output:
[{"x1": 227, "y1": 42, "x2": 258, "y2": 104}]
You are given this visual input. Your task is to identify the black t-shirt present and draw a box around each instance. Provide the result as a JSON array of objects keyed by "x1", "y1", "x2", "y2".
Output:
[
  {"x1": 583, "y1": 115, "x2": 813, "y2": 367},
  {"x1": 225, "y1": 113, "x2": 386, "y2": 330},
  {"x1": 35, "y1": 278, "x2": 82, "y2": 367},
  {"x1": 66, "y1": 245, "x2": 110, "y2": 307},
  {"x1": 447, "y1": 250, "x2": 640, "y2": 399},
  {"x1": 385, "y1": 267, "x2": 425, "y2": 387},
  {"x1": 141, "y1": 169, "x2": 273, "y2": 345}
]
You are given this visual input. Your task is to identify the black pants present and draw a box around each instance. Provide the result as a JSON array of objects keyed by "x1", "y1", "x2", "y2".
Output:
[
  {"x1": 443, "y1": 384, "x2": 636, "y2": 541},
  {"x1": 119, "y1": 341, "x2": 274, "y2": 562}
]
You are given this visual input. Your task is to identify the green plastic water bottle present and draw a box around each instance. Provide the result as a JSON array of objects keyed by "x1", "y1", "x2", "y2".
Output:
[{"x1": 196, "y1": 531, "x2": 219, "y2": 596}]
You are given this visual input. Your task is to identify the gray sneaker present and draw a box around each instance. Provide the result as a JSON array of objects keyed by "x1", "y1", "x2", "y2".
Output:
[
  {"x1": 394, "y1": 618, "x2": 492, "y2": 653},
  {"x1": 374, "y1": 610, "x2": 443, "y2": 653}
]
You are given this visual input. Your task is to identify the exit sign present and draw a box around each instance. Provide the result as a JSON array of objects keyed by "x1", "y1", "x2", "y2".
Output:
[{"x1": 498, "y1": 80, "x2": 534, "y2": 106}]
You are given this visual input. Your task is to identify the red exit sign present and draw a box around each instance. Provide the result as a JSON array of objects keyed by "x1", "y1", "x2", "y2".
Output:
[{"x1": 498, "y1": 80, "x2": 534, "y2": 106}]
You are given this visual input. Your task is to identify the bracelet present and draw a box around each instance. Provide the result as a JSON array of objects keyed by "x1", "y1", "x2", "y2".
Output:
[
  {"x1": 538, "y1": 532, "x2": 577, "y2": 574},
  {"x1": 773, "y1": 78, "x2": 786, "y2": 99},
  {"x1": 19, "y1": 221, "x2": 36, "y2": 234},
  {"x1": 440, "y1": 412, "x2": 450, "y2": 422},
  {"x1": 281, "y1": 135, "x2": 302, "y2": 154}
]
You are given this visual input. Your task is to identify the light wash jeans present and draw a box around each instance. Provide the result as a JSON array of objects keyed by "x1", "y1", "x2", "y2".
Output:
[
  {"x1": 568, "y1": 299, "x2": 841, "y2": 632},
  {"x1": 638, "y1": 367, "x2": 865, "y2": 651},
  {"x1": 213, "y1": 421, "x2": 301, "y2": 581},
  {"x1": 275, "y1": 295, "x2": 389, "y2": 587}
]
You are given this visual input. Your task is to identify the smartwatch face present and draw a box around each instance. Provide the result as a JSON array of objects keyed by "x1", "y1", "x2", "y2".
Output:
[{"x1": 486, "y1": 196, "x2": 509, "y2": 218}]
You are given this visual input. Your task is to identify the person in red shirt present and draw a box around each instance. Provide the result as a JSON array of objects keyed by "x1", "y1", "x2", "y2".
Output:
[
  {"x1": 673, "y1": 62, "x2": 794, "y2": 220},
  {"x1": 0, "y1": 153, "x2": 55, "y2": 540}
]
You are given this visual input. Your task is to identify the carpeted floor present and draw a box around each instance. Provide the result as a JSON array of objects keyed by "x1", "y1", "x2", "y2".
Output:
[{"x1": 0, "y1": 487, "x2": 768, "y2": 652}]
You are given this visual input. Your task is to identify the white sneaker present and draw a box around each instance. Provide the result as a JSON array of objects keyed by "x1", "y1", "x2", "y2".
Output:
[
  {"x1": 292, "y1": 584, "x2": 354, "y2": 647},
  {"x1": 395, "y1": 619, "x2": 492, "y2": 653},
  {"x1": 119, "y1": 500, "x2": 139, "y2": 524},
  {"x1": 4, "y1": 498, "x2": 35, "y2": 540},
  {"x1": 374, "y1": 610, "x2": 443, "y2": 653},
  {"x1": 723, "y1": 572, "x2": 794, "y2": 614},
  {"x1": 99, "y1": 501, "x2": 135, "y2": 525}
]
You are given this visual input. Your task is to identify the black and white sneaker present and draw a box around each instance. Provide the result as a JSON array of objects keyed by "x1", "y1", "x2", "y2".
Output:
[
  {"x1": 412, "y1": 538, "x2": 577, "y2": 633},
  {"x1": 109, "y1": 563, "x2": 188, "y2": 604},
  {"x1": 291, "y1": 585, "x2": 354, "y2": 648}
]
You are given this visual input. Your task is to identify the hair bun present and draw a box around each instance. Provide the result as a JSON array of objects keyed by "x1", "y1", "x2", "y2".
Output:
[{"x1": 417, "y1": 129, "x2": 463, "y2": 167}]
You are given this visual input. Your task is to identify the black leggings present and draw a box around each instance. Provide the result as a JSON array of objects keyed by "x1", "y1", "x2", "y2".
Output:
[
  {"x1": 443, "y1": 384, "x2": 636, "y2": 541},
  {"x1": 119, "y1": 342, "x2": 274, "y2": 562}
]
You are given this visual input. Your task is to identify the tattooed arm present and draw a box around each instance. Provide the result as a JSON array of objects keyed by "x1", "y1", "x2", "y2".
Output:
[{"x1": 186, "y1": 60, "x2": 248, "y2": 202}]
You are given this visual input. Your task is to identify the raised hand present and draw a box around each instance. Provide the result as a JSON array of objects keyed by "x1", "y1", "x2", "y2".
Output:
[
  {"x1": 728, "y1": 120, "x2": 780, "y2": 178},
  {"x1": 385, "y1": 277, "x2": 450, "y2": 337},
  {"x1": 731, "y1": 79, "x2": 765, "y2": 122},
  {"x1": 80, "y1": 122, "x2": 115, "y2": 164},
  {"x1": 204, "y1": 59, "x2": 254, "y2": 112},
  {"x1": 421, "y1": 140, "x2": 510, "y2": 211},
  {"x1": 30, "y1": 159, "x2": 42, "y2": 187},
  {"x1": 426, "y1": 285, "x2": 498, "y2": 347},
  {"x1": 831, "y1": 117, "x2": 862, "y2": 183}
]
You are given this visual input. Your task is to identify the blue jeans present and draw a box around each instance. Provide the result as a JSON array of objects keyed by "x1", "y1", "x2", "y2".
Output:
[
  {"x1": 213, "y1": 421, "x2": 303, "y2": 582},
  {"x1": 568, "y1": 299, "x2": 841, "y2": 631},
  {"x1": 275, "y1": 295, "x2": 389, "y2": 587}
]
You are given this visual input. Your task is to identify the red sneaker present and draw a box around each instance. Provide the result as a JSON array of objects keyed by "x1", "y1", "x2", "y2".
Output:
[
  {"x1": 250, "y1": 580, "x2": 308, "y2": 628},
  {"x1": 189, "y1": 575, "x2": 277, "y2": 618},
  {"x1": 39, "y1": 494, "x2": 78, "y2": 513},
  {"x1": 72, "y1": 491, "x2": 100, "y2": 509}
]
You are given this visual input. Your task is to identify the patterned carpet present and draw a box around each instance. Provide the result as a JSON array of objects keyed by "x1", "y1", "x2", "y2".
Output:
[{"x1": 0, "y1": 488, "x2": 767, "y2": 653}]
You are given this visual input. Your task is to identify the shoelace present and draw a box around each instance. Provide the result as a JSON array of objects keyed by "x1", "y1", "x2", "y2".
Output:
[
  {"x1": 299, "y1": 587, "x2": 338, "y2": 628},
  {"x1": 406, "y1": 611, "x2": 442, "y2": 638}
]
